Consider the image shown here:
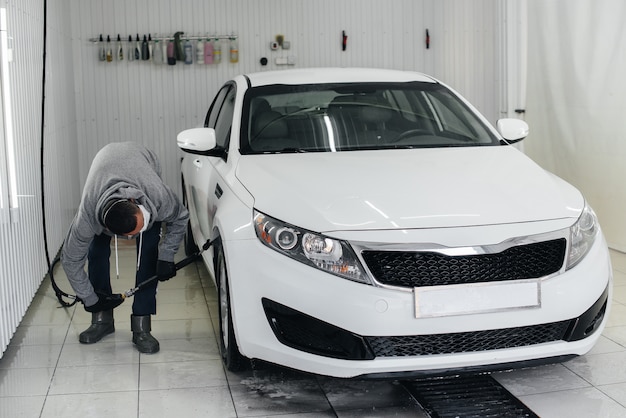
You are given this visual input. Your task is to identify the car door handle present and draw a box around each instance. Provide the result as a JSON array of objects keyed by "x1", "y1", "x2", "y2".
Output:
[
  {"x1": 193, "y1": 159, "x2": 202, "y2": 168},
  {"x1": 215, "y1": 183, "x2": 223, "y2": 199}
]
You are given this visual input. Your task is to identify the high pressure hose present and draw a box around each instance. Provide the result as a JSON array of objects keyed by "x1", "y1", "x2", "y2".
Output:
[{"x1": 39, "y1": 0, "x2": 78, "y2": 307}]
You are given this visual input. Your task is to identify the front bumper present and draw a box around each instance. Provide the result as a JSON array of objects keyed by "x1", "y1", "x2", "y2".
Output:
[{"x1": 224, "y1": 228, "x2": 612, "y2": 378}]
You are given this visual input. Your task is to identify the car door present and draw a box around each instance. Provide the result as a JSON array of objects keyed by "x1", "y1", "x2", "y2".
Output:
[{"x1": 187, "y1": 83, "x2": 235, "y2": 243}]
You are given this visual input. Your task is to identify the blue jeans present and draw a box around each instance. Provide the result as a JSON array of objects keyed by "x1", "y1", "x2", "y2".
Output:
[{"x1": 88, "y1": 222, "x2": 161, "y2": 316}]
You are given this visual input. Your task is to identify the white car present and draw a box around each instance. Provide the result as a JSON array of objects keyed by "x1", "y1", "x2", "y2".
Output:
[{"x1": 178, "y1": 68, "x2": 612, "y2": 378}]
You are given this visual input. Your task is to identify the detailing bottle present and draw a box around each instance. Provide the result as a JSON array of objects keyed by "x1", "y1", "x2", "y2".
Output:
[
  {"x1": 184, "y1": 39, "x2": 193, "y2": 64},
  {"x1": 204, "y1": 36, "x2": 213, "y2": 64},
  {"x1": 152, "y1": 37, "x2": 162, "y2": 64},
  {"x1": 141, "y1": 35, "x2": 149, "y2": 60},
  {"x1": 127, "y1": 35, "x2": 135, "y2": 61},
  {"x1": 105, "y1": 35, "x2": 113, "y2": 62},
  {"x1": 196, "y1": 37, "x2": 204, "y2": 64},
  {"x1": 134, "y1": 34, "x2": 141, "y2": 60},
  {"x1": 116, "y1": 34, "x2": 123, "y2": 61},
  {"x1": 229, "y1": 35, "x2": 238, "y2": 63},
  {"x1": 148, "y1": 34, "x2": 153, "y2": 61},
  {"x1": 213, "y1": 37, "x2": 222, "y2": 64},
  {"x1": 167, "y1": 39, "x2": 176, "y2": 65},
  {"x1": 98, "y1": 34, "x2": 106, "y2": 61}
]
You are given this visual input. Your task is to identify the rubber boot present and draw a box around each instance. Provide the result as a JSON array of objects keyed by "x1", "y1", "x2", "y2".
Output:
[
  {"x1": 79, "y1": 310, "x2": 114, "y2": 344},
  {"x1": 131, "y1": 315, "x2": 160, "y2": 354}
]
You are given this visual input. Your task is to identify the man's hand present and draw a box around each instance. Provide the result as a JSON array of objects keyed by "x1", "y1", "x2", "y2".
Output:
[
  {"x1": 84, "y1": 292, "x2": 124, "y2": 312},
  {"x1": 156, "y1": 260, "x2": 176, "y2": 281}
]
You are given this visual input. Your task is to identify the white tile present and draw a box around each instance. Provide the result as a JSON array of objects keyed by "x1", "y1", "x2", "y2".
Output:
[
  {"x1": 153, "y1": 302, "x2": 210, "y2": 320},
  {"x1": 57, "y1": 339, "x2": 139, "y2": 367},
  {"x1": 0, "y1": 395, "x2": 46, "y2": 417},
  {"x1": 49, "y1": 364, "x2": 139, "y2": 395},
  {"x1": 154, "y1": 287, "x2": 208, "y2": 304},
  {"x1": 139, "y1": 359, "x2": 227, "y2": 390},
  {"x1": 41, "y1": 391, "x2": 138, "y2": 418},
  {"x1": 602, "y1": 326, "x2": 626, "y2": 349},
  {"x1": 589, "y1": 334, "x2": 626, "y2": 355},
  {"x1": 151, "y1": 318, "x2": 215, "y2": 340},
  {"x1": 139, "y1": 386, "x2": 236, "y2": 418},
  {"x1": 10, "y1": 324, "x2": 71, "y2": 346},
  {"x1": 138, "y1": 337, "x2": 220, "y2": 363},
  {"x1": 599, "y1": 382, "x2": 626, "y2": 408},
  {"x1": 606, "y1": 302, "x2": 626, "y2": 327},
  {"x1": 336, "y1": 406, "x2": 428, "y2": 418},
  {"x1": 610, "y1": 250, "x2": 626, "y2": 274},
  {"x1": 613, "y1": 269, "x2": 626, "y2": 287},
  {"x1": 0, "y1": 368, "x2": 54, "y2": 396},
  {"x1": 565, "y1": 351, "x2": 626, "y2": 386},
  {"x1": 613, "y1": 285, "x2": 626, "y2": 304},
  {"x1": 493, "y1": 363, "x2": 590, "y2": 396},
  {"x1": 0, "y1": 344, "x2": 63, "y2": 369},
  {"x1": 519, "y1": 387, "x2": 626, "y2": 418}
]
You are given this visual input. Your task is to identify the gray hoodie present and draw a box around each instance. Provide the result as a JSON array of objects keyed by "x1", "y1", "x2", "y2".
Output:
[{"x1": 61, "y1": 142, "x2": 189, "y2": 307}]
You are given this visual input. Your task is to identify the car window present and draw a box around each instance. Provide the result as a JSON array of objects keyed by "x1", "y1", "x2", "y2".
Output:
[
  {"x1": 214, "y1": 88, "x2": 236, "y2": 152},
  {"x1": 240, "y1": 82, "x2": 498, "y2": 154},
  {"x1": 204, "y1": 84, "x2": 231, "y2": 128}
]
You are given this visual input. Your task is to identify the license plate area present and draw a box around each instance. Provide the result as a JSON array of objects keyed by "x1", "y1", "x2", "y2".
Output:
[{"x1": 414, "y1": 279, "x2": 541, "y2": 318}]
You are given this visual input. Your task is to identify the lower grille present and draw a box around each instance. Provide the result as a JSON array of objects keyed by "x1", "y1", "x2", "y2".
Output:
[
  {"x1": 366, "y1": 321, "x2": 571, "y2": 357},
  {"x1": 362, "y1": 238, "x2": 566, "y2": 288}
]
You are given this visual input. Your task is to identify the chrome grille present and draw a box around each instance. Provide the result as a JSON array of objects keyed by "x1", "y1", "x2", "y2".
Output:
[{"x1": 361, "y1": 238, "x2": 566, "y2": 288}]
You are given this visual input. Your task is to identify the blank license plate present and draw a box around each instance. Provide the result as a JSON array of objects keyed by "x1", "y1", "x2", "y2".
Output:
[{"x1": 415, "y1": 279, "x2": 541, "y2": 318}]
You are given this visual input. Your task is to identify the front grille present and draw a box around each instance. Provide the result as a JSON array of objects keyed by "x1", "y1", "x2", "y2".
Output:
[
  {"x1": 366, "y1": 321, "x2": 571, "y2": 357},
  {"x1": 362, "y1": 238, "x2": 566, "y2": 288}
]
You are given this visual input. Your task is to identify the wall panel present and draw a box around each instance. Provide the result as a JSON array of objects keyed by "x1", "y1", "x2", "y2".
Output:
[
  {"x1": 0, "y1": 0, "x2": 78, "y2": 356},
  {"x1": 69, "y1": 0, "x2": 505, "y2": 196}
]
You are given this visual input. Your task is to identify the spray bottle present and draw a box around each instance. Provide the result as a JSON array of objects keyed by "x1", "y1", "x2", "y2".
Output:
[
  {"x1": 127, "y1": 35, "x2": 134, "y2": 61},
  {"x1": 213, "y1": 37, "x2": 222, "y2": 64},
  {"x1": 184, "y1": 39, "x2": 193, "y2": 64},
  {"x1": 229, "y1": 35, "x2": 238, "y2": 63},
  {"x1": 152, "y1": 36, "x2": 162, "y2": 64},
  {"x1": 204, "y1": 35, "x2": 213, "y2": 64},
  {"x1": 196, "y1": 37, "x2": 204, "y2": 64},
  {"x1": 106, "y1": 35, "x2": 113, "y2": 62},
  {"x1": 134, "y1": 34, "x2": 141, "y2": 60},
  {"x1": 116, "y1": 35, "x2": 123, "y2": 61},
  {"x1": 141, "y1": 35, "x2": 149, "y2": 60},
  {"x1": 167, "y1": 39, "x2": 176, "y2": 65},
  {"x1": 98, "y1": 34, "x2": 106, "y2": 61}
]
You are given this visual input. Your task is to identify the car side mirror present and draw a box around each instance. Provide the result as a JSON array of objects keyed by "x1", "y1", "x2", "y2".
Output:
[
  {"x1": 497, "y1": 119, "x2": 529, "y2": 144},
  {"x1": 177, "y1": 128, "x2": 222, "y2": 156}
]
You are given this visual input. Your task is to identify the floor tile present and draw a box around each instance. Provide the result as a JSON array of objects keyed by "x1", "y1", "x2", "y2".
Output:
[
  {"x1": 519, "y1": 387, "x2": 626, "y2": 418},
  {"x1": 41, "y1": 391, "x2": 138, "y2": 418},
  {"x1": 0, "y1": 344, "x2": 63, "y2": 369},
  {"x1": 336, "y1": 406, "x2": 429, "y2": 417},
  {"x1": 564, "y1": 351, "x2": 626, "y2": 386},
  {"x1": 139, "y1": 359, "x2": 227, "y2": 390},
  {"x1": 49, "y1": 364, "x2": 139, "y2": 395},
  {"x1": 139, "y1": 386, "x2": 236, "y2": 418},
  {"x1": 0, "y1": 367, "x2": 54, "y2": 396},
  {"x1": 0, "y1": 395, "x2": 46, "y2": 417},
  {"x1": 138, "y1": 337, "x2": 220, "y2": 363},
  {"x1": 494, "y1": 363, "x2": 591, "y2": 396},
  {"x1": 9, "y1": 323, "x2": 71, "y2": 346},
  {"x1": 57, "y1": 339, "x2": 139, "y2": 367},
  {"x1": 318, "y1": 378, "x2": 418, "y2": 411}
]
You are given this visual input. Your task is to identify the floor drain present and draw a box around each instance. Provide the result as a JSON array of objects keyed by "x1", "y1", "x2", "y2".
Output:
[{"x1": 402, "y1": 374, "x2": 539, "y2": 418}]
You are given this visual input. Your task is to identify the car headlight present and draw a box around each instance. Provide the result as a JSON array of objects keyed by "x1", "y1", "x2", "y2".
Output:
[
  {"x1": 566, "y1": 203, "x2": 598, "y2": 270},
  {"x1": 253, "y1": 210, "x2": 368, "y2": 283}
]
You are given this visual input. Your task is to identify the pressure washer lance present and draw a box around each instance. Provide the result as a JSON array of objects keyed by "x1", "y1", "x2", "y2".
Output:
[{"x1": 121, "y1": 238, "x2": 215, "y2": 300}]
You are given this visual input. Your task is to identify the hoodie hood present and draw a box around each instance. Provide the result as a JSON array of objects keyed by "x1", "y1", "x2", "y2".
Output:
[{"x1": 236, "y1": 146, "x2": 583, "y2": 233}]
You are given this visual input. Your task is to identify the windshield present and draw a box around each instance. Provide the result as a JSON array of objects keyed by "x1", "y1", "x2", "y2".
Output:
[{"x1": 240, "y1": 82, "x2": 498, "y2": 154}]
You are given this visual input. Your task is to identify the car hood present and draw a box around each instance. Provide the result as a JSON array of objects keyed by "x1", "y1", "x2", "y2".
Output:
[{"x1": 236, "y1": 147, "x2": 583, "y2": 232}]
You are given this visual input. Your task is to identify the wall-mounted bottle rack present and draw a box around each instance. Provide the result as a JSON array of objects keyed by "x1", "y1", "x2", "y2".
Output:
[{"x1": 89, "y1": 32, "x2": 238, "y2": 65}]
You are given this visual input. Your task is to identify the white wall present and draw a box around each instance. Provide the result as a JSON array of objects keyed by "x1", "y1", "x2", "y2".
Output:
[
  {"x1": 524, "y1": 0, "x2": 626, "y2": 251},
  {"x1": 69, "y1": 0, "x2": 509, "y2": 196},
  {"x1": 0, "y1": 0, "x2": 78, "y2": 355}
]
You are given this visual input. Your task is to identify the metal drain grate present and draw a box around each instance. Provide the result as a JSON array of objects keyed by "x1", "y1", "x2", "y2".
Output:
[{"x1": 402, "y1": 374, "x2": 539, "y2": 418}]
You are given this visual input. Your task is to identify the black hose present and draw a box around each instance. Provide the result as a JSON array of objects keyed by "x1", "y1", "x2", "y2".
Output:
[{"x1": 39, "y1": 0, "x2": 78, "y2": 307}]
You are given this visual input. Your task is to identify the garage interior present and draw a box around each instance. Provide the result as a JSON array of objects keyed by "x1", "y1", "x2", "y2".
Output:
[{"x1": 1, "y1": 0, "x2": 626, "y2": 417}]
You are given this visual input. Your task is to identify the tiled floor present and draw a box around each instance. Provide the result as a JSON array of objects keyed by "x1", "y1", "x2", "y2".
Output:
[{"x1": 1, "y1": 242, "x2": 626, "y2": 417}]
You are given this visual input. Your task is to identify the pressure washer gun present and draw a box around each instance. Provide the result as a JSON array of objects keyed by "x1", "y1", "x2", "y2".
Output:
[{"x1": 121, "y1": 238, "x2": 216, "y2": 300}]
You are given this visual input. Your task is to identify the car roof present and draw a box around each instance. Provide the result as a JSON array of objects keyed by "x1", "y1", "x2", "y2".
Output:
[{"x1": 243, "y1": 67, "x2": 438, "y2": 87}]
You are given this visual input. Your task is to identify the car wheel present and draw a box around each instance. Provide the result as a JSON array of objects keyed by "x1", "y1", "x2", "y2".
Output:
[{"x1": 215, "y1": 243, "x2": 248, "y2": 371}]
